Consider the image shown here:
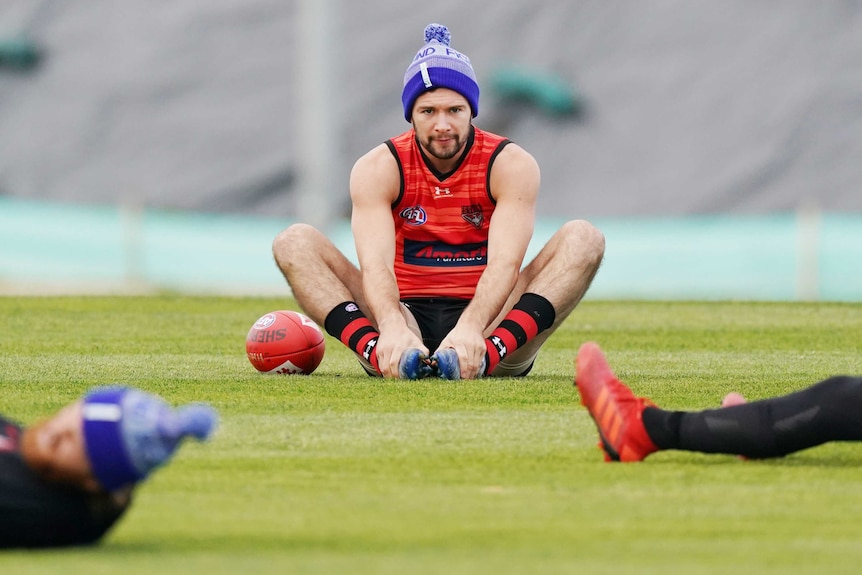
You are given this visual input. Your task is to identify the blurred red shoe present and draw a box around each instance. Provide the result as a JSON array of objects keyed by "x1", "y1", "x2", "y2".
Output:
[{"x1": 575, "y1": 342, "x2": 658, "y2": 462}]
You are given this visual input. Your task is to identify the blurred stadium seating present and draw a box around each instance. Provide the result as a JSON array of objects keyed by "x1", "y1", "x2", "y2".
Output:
[{"x1": 1, "y1": 1, "x2": 860, "y2": 298}]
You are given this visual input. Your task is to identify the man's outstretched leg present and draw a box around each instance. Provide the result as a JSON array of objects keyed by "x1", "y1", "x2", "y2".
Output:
[{"x1": 575, "y1": 342, "x2": 862, "y2": 462}]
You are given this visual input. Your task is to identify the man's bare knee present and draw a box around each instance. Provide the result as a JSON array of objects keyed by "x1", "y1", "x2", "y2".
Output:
[
  {"x1": 561, "y1": 219, "x2": 605, "y2": 265},
  {"x1": 273, "y1": 223, "x2": 322, "y2": 267}
]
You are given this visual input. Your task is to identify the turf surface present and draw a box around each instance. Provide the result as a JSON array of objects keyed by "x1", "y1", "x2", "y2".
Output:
[{"x1": 1, "y1": 297, "x2": 861, "y2": 573}]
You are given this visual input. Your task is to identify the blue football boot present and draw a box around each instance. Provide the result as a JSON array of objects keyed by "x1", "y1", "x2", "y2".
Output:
[
  {"x1": 434, "y1": 349, "x2": 488, "y2": 380},
  {"x1": 398, "y1": 348, "x2": 435, "y2": 380}
]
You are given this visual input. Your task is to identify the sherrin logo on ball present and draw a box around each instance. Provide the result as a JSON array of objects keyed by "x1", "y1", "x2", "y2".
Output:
[{"x1": 246, "y1": 310, "x2": 325, "y2": 375}]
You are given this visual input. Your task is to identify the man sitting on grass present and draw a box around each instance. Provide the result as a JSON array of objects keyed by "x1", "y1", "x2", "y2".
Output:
[
  {"x1": 575, "y1": 341, "x2": 862, "y2": 462},
  {"x1": 0, "y1": 386, "x2": 217, "y2": 548}
]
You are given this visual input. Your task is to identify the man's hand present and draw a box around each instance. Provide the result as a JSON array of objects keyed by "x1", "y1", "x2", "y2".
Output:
[
  {"x1": 375, "y1": 323, "x2": 428, "y2": 378},
  {"x1": 436, "y1": 325, "x2": 487, "y2": 379}
]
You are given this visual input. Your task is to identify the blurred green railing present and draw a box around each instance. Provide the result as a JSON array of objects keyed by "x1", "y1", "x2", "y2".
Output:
[{"x1": 1, "y1": 197, "x2": 859, "y2": 300}]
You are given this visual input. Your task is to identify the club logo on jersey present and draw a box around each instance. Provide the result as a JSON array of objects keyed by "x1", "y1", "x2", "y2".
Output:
[
  {"x1": 403, "y1": 239, "x2": 487, "y2": 267},
  {"x1": 399, "y1": 205, "x2": 427, "y2": 225},
  {"x1": 461, "y1": 204, "x2": 484, "y2": 229},
  {"x1": 433, "y1": 186, "x2": 453, "y2": 198}
]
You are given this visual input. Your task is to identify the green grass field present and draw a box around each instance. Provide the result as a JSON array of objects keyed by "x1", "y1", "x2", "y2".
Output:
[{"x1": 1, "y1": 296, "x2": 861, "y2": 574}]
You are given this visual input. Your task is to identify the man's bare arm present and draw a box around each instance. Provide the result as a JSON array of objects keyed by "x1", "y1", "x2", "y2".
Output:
[
  {"x1": 437, "y1": 143, "x2": 539, "y2": 378},
  {"x1": 350, "y1": 145, "x2": 426, "y2": 376}
]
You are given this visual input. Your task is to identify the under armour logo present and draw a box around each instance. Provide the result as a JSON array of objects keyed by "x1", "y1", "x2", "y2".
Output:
[
  {"x1": 363, "y1": 338, "x2": 377, "y2": 361},
  {"x1": 490, "y1": 335, "x2": 507, "y2": 358}
]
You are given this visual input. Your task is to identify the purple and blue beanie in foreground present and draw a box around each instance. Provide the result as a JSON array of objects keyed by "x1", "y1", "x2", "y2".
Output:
[
  {"x1": 402, "y1": 23, "x2": 480, "y2": 121},
  {"x1": 82, "y1": 386, "x2": 218, "y2": 492}
]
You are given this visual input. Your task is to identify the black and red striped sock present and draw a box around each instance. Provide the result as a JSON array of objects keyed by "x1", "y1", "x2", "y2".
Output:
[
  {"x1": 483, "y1": 293, "x2": 556, "y2": 375},
  {"x1": 324, "y1": 302, "x2": 380, "y2": 374}
]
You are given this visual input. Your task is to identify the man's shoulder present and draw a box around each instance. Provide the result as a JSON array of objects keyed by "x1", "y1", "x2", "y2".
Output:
[
  {"x1": 354, "y1": 142, "x2": 400, "y2": 173},
  {"x1": 350, "y1": 143, "x2": 402, "y2": 204},
  {"x1": 489, "y1": 139, "x2": 536, "y2": 167}
]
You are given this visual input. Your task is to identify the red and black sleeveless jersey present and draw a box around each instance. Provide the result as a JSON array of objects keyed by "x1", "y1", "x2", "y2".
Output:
[{"x1": 386, "y1": 126, "x2": 511, "y2": 299}]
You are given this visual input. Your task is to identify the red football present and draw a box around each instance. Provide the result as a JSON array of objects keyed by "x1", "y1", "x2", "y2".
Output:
[{"x1": 245, "y1": 310, "x2": 325, "y2": 375}]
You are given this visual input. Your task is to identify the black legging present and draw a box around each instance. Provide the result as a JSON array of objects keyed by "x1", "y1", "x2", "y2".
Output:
[{"x1": 644, "y1": 376, "x2": 862, "y2": 459}]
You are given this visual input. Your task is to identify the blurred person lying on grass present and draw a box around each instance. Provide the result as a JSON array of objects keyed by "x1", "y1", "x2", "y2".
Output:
[
  {"x1": 1, "y1": 386, "x2": 217, "y2": 548},
  {"x1": 575, "y1": 341, "x2": 862, "y2": 462}
]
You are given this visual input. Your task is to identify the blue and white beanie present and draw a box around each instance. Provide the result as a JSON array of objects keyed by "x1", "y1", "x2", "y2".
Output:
[
  {"x1": 402, "y1": 23, "x2": 480, "y2": 121},
  {"x1": 82, "y1": 386, "x2": 218, "y2": 492}
]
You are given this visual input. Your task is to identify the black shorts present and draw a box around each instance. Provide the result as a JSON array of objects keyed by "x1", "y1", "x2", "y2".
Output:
[{"x1": 401, "y1": 297, "x2": 470, "y2": 353}]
